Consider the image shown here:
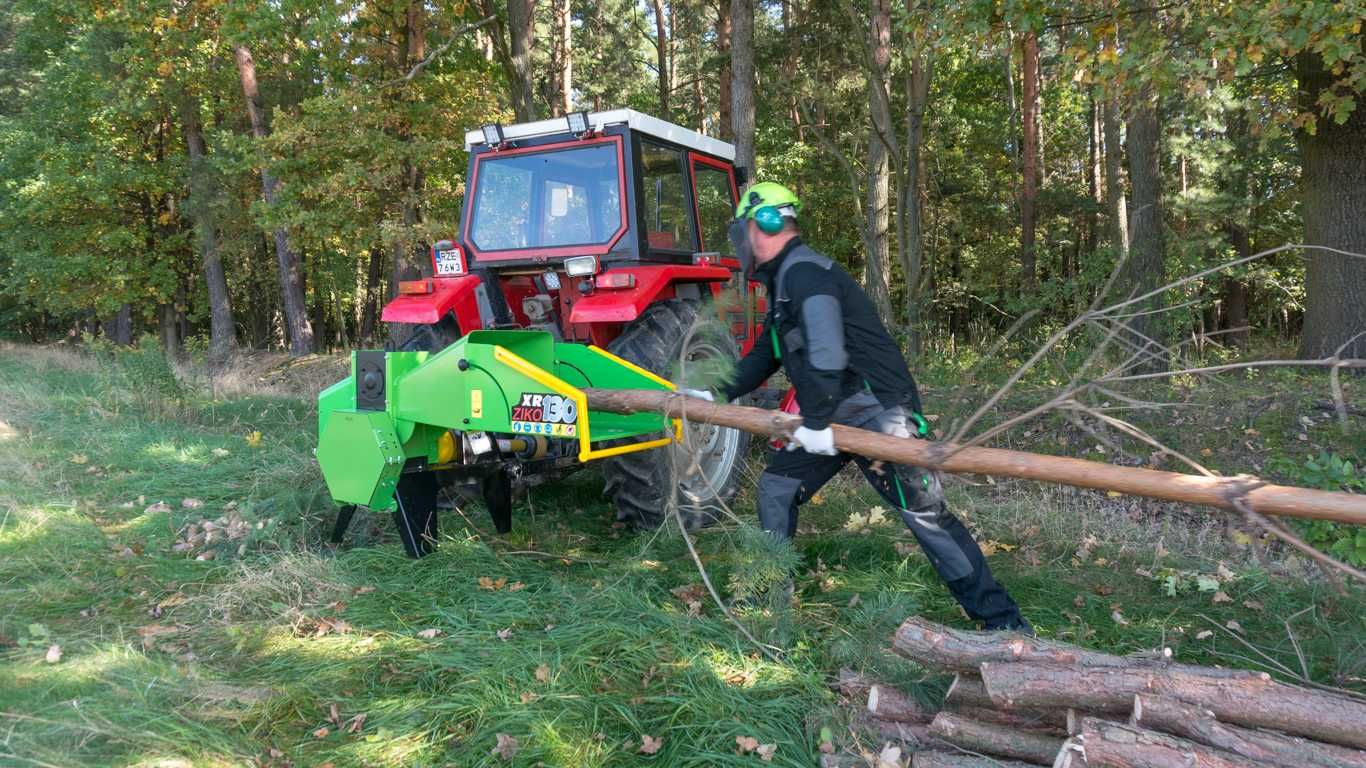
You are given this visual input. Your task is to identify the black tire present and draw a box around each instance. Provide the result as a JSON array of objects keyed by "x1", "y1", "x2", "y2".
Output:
[
  {"x1": 602, "y1": 299, "x2": 749, "y2": 530},
  {"x1": 395, "y1": 312, "x2": 461, "y2": 352}
]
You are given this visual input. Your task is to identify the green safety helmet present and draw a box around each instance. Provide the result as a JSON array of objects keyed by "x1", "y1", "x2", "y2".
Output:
[{"x1": 734, "y1": 181, "x2": 802, "y2": 234}]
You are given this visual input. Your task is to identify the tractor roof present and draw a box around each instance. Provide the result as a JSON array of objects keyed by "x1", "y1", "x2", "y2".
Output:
[{"x1": 463, "y1": 108, "x2": 736, "y2": 161}]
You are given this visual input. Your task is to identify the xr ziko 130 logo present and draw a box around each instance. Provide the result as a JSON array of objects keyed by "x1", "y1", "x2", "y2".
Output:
[{"x1": 510, "y1": 392, "x2": 578, "y2": 437}]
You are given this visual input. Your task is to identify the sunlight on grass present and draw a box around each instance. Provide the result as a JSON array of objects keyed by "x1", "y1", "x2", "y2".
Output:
[{"x1": 141, "y1": 441, "x2": 214, "y2": 467}]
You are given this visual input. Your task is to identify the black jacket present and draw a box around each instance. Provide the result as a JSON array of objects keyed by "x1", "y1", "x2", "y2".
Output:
[{"x1": 722, "y1": 238, "x2": 922, "y2": 429}]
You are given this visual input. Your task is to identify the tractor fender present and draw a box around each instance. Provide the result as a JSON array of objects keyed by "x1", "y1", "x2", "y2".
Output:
[
  {"x1": 568, "y1": 264, "x2": 733, "y2": 324},
  {"x1": 380, "y1": 273, "x2": 485, "y2": 331}
]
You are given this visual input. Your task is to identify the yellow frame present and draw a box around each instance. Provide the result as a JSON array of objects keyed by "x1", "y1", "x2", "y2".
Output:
[{"x1": 492, "y1": 345, "x2": 681, "y2": 462}]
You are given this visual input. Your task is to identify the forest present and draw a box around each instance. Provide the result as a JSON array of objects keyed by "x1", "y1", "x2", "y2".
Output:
[{"x1": 2, "y1": 0, "x2": 1363, "y2": 362}]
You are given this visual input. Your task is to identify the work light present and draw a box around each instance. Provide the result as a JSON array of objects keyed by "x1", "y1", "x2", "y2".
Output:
[
  {"x1": 564, "y1": 255, "x2": 598, "y2": 277},
  {"x1": 566, "y1": 110, "x2": 590, "y2": 137},
  {"x1": 481, "y1": 123, "x2": 505, "y2": 146}
]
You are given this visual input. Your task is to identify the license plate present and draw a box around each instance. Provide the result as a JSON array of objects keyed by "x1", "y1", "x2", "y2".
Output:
[{"x1": 435, "y1": 250, "x2": 464, "y2": 275}]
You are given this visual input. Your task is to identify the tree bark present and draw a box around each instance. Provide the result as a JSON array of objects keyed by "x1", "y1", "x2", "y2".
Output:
[
  {"x1": 729, "y1": 0, "x2": 755, "y2": 172},
  {"x1": 110, "y1": 303, "x2": 133, "y2": 345},
  {"x1": 359, "y1": 245, "x2": 385, "y2": 343},
  {"x1": 1121, "y1": 83, "x2": 1165, "y2": 368},
  {"x1": 391, "y1": 3, "x2": 428, "y2": 294},
  {"x1": 1102, "y1": 95, "x2": 1128, "y2": 256},
  {"x1": 863, "y1": 0, "x2": 893, "y2": 322},
  {"x1": 233, "y1": 43, "x2": 314, "y2": 355},
  {"x1": 1131, "y1": 694, "x2": 1366, "y2": 768},
  {"x1": 1079, "y1": 718, "x2": 1277, "y2": 768},
  {"x1": 557, "y1": 0, "x2": 572, "y2": 115},
  {"x1": 928, "y1": 711, "x2": 1064, "y2": 765},
  {"x1": 912, "y1": 752, "x2": 1037, "y2": 768},
  {"x1": 1086, "y1": 94, "x2": 1102, "y2": 265},
  {"x1": 508, "y1": 0, "x2": 538, "y2": 122},
  {"x1": 583, "y1": 389, "x2": 1366, "y2": 524},
  {"x1": 949, "y1": 706, "x2": 1068, "y2": 736},
  {"x1": 867, "y1": 684, "x2": 933, "y2": 723},
  {"x1": 979, "y1": 662, "x2": 1366, "y2": 750},
  {"x1": 180, "y1": 98, "x2": 235, "y2": 364},
  {"x1": 1019, "y1": 30, "x2": 1039, "y2": 290},
  {"x1": 896, "y1": 618, "x2": 1187, "y2": 674},
  {"x1": 650, "y1": 0, "x2": 670, "y2": 117},
  {"x1": 1296, "y1": 49, "x2": 1366, "y2": 360},
  {"x1": 903, "y1": 51, "x2": 932, "y2": 357},
  {"x1": 715, "y1": 3, "x2": 732, "y2": 141}
]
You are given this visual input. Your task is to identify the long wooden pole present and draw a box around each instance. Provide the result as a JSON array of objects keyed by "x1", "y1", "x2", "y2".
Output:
[{"x1": 583, "y1": 389, "x2": 1366, "y2": 526}]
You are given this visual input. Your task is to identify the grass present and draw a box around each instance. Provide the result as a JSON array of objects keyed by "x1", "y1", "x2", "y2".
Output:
[{"x1": 2, "y1": 340, "x2": 1365, "y2": 767}]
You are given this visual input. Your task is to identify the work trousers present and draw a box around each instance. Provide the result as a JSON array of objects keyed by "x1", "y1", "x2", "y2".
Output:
[{"x1": 757, "y1": 392, "x2": 1025, "y2": 629}]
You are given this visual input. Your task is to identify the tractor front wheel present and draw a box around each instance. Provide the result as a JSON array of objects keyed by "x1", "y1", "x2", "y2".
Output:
[{"x1": 602, "y1": 299, "x2": 748, "y2": 530}]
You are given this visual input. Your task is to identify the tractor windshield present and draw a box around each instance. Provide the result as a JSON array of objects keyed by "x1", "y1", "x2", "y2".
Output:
[{"x1": 468, "y1": 142, "x2": 624, "y2": 254}]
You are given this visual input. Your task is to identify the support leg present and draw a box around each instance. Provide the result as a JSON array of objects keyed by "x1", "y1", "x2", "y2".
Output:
[
  {"x1": 482, "y1": 469, "x2": 513, "y2": 534},
  {"x1": 330, "y1": 504, "x2": 357, "y2": 544},
  {"x1": 393, "y1": 472, "x2": 441, "y2": 558}
]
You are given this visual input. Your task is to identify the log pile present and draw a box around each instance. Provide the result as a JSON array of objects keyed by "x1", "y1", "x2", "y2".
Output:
[{"x1": 833, "y1": 617, "x2": 1366, "y2": 767}]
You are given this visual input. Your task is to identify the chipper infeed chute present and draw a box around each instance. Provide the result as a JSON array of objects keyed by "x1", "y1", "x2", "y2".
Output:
[{"x1": 316, "y1": 330, "x2": 678, "y2": 553}]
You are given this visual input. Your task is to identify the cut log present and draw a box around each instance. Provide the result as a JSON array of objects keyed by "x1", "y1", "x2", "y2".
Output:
[
  {"x1": 1132, "y1": 694, "x2": 1366, "y2": 768},
  {"x1": 949, "y1": 706, "x2": 1068, "y2": 736},
  {"x1": 1053, "y1": 738, "x2": 1087, "y2": 768},
  {"x1": 980, "y1": 662, "x2": 1366, "y2": 750},
  {"x1": 868, "y1": 715, "x2": 932, "y2": 746},
  {"x1": 584, "y1": 389, "x2": 1366, "y2": 525},
  {"x1": 1078, "y1": 717, "x2": 1279, "y2": 768},
  {"x1": 868, "y1": 684, "x2": 933, "y2": 723},
  {"x1": 912, "y1": 751, "x2": 1037, "y2": 768},
  {"x1": 945, "y1": 674, "x2": 996, "y2": 708},
  {"x1": 836, "y1": 668, "x2": 872, "y2": 699},
  {"x1": 928, "y1": 711, "x2": 1064, "y2": 766}
]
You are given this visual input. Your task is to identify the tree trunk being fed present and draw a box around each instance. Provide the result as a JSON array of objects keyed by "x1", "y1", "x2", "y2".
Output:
[
  {"x1": 583, "y1": 389, "x2": 1366, "y2": 524},
  {"x1": 729, "y1": 0, "x2": 755, "y2": 172},
  {"x1": 1019, "y1": 30, "x2": 1039, "y2": 290},
  {"x1": 979, "y1": 662, "x2": 1366, "y2": 750},
  {"x1": 927, "y1": 711, "x2": 1063, "y2": 765},
  {"x1": 233, "y1": 43, "x2": 314, "y2": 356},
  {"x1": 180, "y1": 98, "x2": 235, "y2": 365},
  {"x1": 1079, "y1": 718, "x2": 1275, "y2": 768},
  {"x1": 1131, "y1": 694, "x2": 1366, "y2": 768},
  {"x1": 1297, "y1": 50, "x2": 1366, "y2": 360}
]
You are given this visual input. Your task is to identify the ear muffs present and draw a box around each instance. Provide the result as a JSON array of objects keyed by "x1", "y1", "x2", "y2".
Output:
[{"x1": 753, "y1": 205, "x2": 785, "y2": 234}]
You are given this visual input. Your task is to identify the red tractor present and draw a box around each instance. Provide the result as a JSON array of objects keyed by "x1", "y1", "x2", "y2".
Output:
[{"x1": 375, "y1": 109, "x2": 767, "y2": 531}]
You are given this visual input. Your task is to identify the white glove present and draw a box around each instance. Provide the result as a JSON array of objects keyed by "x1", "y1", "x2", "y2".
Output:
[
  {"x1": 679, "y1": 388, "x2": 714, "y2": 402},
  {"x1": 786, "y1": 425, "x2": 838, "y2": 455}
]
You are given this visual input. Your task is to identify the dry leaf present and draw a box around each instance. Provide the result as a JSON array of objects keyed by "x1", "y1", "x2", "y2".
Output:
[
  {"x1": 492, "y1": 733, "x2": 519, "y2": 760},
  {"x1": 686, "y1": 599, "x2": 702, "y2": 618},
  {"x1": 1225, "y1": 620, "x2": 1244, "y2": 633},
  {"x1": 478, "y1": 576, "x2": 508, "y2": 591},
  {"x1": 352, "y1": 586, "x2": 376, "y2": 595},
  {"x1": 145, "y1": 501, "x2": 172, "y2": 514},
  {"x1": 496, "y1": 627, "x2": 513, "y2": 641},
  {"x1": 1211, "y1": 591, "x2": 1232, "y2": 604},
  {"x1": 312, "y1": 727, "x2": 330, "y2": 739},
  {"x1": 735, "y1": 735, "x2": 759, "y2": 754},
  {"x1": 1242, "y1": 599, "x2": 1264, "y2": 611},
  {"x1": 847, "y1": 594, "x2": 861, "y2": 608},
  {"x1": 819, "y1": 740, "x2": 835, "y2": 754},
  {"x1": 69, "y1": 453, "x2": 88, "y2": 464},
  {"x1": 416, "y1": 628, "x2": 441, "y2": 639},
  {"x1": 638, "y1": 734, "x2": 663, "y2": 755},
  {"x1": 1196, "y1": 629, "x2": 1214, "y2": 640},
  {"x1": 211, "y1": 447, "x2": 230, "y2": 457},
  {"x1": 181, "y1": 498, "x2": 204, "y2": 509},
  {"x1": 1111, "y1": 610, "x2": 1130, "y2": 626},
  {"x1": 507, "y1": 581, "x2": 526, "y2": 592},
  {"x1": 519, "y1": 691, "x2": 538, "y2": 704},
  {"x1": 245, "y1": 431, "x2": 263, "y2": 448},
  {"x1": 345, "y1": 713, "x2": 366, "y2": 733},
  {"x1": 756, "y1": 743, "x2": 777, "y2": 761},
  {"x1": 535, "y1": 664, "x2": 550, "y2": 683},
  {"x1": 44, "y1": 644, "x2": 62, "y2": 663},
  {"x1": 877, "y1": 744, "x2": 902, "y2": 768}
]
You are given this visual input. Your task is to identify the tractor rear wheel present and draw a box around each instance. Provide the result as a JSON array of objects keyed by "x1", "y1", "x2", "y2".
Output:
[{"x1": 602, "y1": 299, "x2": 749, "y2": 530}]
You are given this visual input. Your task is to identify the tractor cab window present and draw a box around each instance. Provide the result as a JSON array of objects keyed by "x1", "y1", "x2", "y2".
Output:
[
  {"x1": 639, "y1": 140, "x2": 696, "y2": 252},
  {"x1": 469, "y1": 142, "x2": 623, "y2": 252},
  {"x1": 691, "y1": 159, "x2": 737, "y2": 255}
]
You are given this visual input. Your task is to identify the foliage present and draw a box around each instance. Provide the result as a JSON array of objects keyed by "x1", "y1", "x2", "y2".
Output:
[{"x1": 1271, "y1": 451, "x2": 1366, "y2": 567}]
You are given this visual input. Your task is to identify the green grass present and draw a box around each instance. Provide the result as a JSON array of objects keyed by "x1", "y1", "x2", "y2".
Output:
[{"x1": 2, "y1": 342, "x2": 1364, "y2": 767}]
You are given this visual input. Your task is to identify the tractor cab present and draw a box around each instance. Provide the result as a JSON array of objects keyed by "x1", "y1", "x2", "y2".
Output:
[{"x1": 382, "y1": 109, "x2": 764, "y2": 352}]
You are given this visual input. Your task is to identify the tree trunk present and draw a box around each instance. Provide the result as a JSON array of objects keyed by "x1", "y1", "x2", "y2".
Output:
[
  {"x1": 1121, "y1": 83, "x2": 1165, "y2": 368},
  {"x1": 391, "y1": 3, "x2": 429, "y2": 293},
  {"x1": 233, "y1": 43, "x2": 314, "y2": 355},
  {"x1": 896, "y1": 618, "x2": 1184, "y2": 674},
  {"x1": 912, "y1": 752, "x2": 1037, "y2": 768},
  {"x1": 729, "y1": 0, "x2": 755, "y2": 172},
  {"x1": 1297, "y1": 50, "x2": 1366, "y2": 359},
  {"x1": 651, "y1": 0, "x2": 670, "y2": 116},
  {"x1": 159, "y1": 303, "x2": 179, "y2": 358},
  {"x1": 359, "y1": 245, "x2": 385, "y2": 343},
  {"x1": 557, "y1": 0, "x2": 572, "y2": 115},
  {"x1": 715, "y1": 3, "x2": 732, "y2": 141},
  {"x1": 1019, "y1": 31, "x2": 1039, "y2": 290},
  {"x1": 980, "y1": 663, "x2": 1366, "y2": 750},
  {"x1": 1079, "y1": 718, "x2": 1276, "y2": 768},
  {"x1": 928, "y1": 711, "x2": 1064, "y2": 765},
  {"x1": 1103, "y1": 95, "x2": 1129, "y2": 255},
  {"x1": 508, "y1": 0, "x2": 538, "y2": 122},
  {"x1": 180, "y1": 98, "x2": 235, "y2": 364},
  {"x1": 867, "y1": 684, "x2": 933, "y2": 724},
  {"x1": 903, "y1": 51, "x2": 932, "y2": 358},
  {"x1": 1132, "y1": 694, "x2": 1366, "y2": 768},
  {"x1": 863, "y1": 0, "x2": 893, "y2": 322},
  {"x1": 110, "y1": 303, "x2": 133, "y2": 345},
  {"x1": 1085, "y1": 93, "x2": 1102, "y2": 266},
  {"x1": 584, "y1": 390, "x2": 1366, "y2": 524}
]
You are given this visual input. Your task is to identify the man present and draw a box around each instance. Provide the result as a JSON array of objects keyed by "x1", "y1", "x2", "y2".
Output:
[{"x1": 688, "y1": 182, "x2": 1030, "y2": 632}]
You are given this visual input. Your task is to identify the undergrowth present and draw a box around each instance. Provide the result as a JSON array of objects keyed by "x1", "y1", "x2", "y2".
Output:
[{"x1": 2, "y1": 341, "x2": 1364, "y2": 767}]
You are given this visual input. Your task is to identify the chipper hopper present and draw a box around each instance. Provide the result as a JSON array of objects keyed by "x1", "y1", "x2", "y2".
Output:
[{"x1": 316, "y1": 329, "x2": 680, "y2": 556}]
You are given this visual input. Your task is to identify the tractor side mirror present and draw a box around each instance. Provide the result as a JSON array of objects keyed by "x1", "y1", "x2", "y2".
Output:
[{"x1": 734, "y1": 165, "x2": 750, "y2": 188}]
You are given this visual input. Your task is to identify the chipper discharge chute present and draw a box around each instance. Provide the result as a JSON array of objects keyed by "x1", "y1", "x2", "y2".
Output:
[{"x1": 316, "y1": 329, "x2": 678, "y2": 556}]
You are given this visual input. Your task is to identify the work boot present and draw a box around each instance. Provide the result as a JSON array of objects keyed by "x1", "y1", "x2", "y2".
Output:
[{"x1": 985, "y1": 615, "x2": 1035, "y2": 636}]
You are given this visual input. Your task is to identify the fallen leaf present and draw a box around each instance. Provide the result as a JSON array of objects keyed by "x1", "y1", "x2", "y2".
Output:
[
  {"x1": 638, "y1": 734, "x2": 662, "y2": 755},
  {"x1": 496, "y1": 627, "x2": 512, "y2": 641},
  {"x1": 819, "y1": 740, "x2": 835, "y2": 754},
  {"x1": 352, "y1": 586, "x2": 376, "y2": 595},
  {"x1": 735, "y1": 735, "x2": 759, "y2": 754},
  {"x1": 535, "y1": 664, "x2": 550, "y2": 683},
  {"x1": 1093, "y1": 584, "x2": 1114, "y2": 596},
  {"x1": 877, "y1": 744, "x2": 902, "y2": 768},
  {"x1": 1225, "y1": 620, "x2": 1244, "y2": 633},
  {"x1": 671, "y1": 583, "x2": 706, "y2": 604},
  {"x1": 1200, "y1": 447, "x2": 1213, "y2": 457},
  {"x1": 1111, "y1": 610, "x2": 1130, "y2": 626},
  {"x1": 479, "y1": 576, "x2": 508, "y2": 591},
  {"x1": 345, "y1": 713, "x2": 366, "y2": 733},
  {"x1": 181, "y1": 498, "x2": 204, "y2": 509},
  {"x1": 45, "y1": 644, "x2": 62, "y2": 663},
  {"x1": 492, "y1": 733, "x2": 519, "y2": 760},
  {"x1": 1242, "y1": 599, "x2": 1264, "y2": 611},
  {"x1": 69, "y1": 453, "x2": 88, "y2": 464},
  {"x1": 245, "y1": 431, "x2": 263, "y2": 448},
  {"x1": 1212, "y1": 591, "x2": 1232, "y2": 604},
  {"x1": 416, "y1": 628, "x2": 442, "y2": 639},
  {"x1": 145, "y1": 501, "x2": 172, "y2": 514},
  {"x1": 312, "y1": 727, "x2": 330, "y2": 739},
  {"x1": 847, "y1": 594, "x2": 861, "y2": 608},
  {"x1": 507, "y1": 581, "x2": 526, "y2": 592},
  {"x1": 756, "y1": 743, "x2": 777, "y2": 761},
  {"x1": 211, "y1": 447, "x2": 230, "y2": 457},
  {"x1": 686, "y1": 599, "x2": 702, "y2": 618},
  {"x1": 519, "y1": 691, "x2": 538, "y2": 704},
  {"x1": 1196, "y1": 629, "x2": 1214, "y2": 640}
]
